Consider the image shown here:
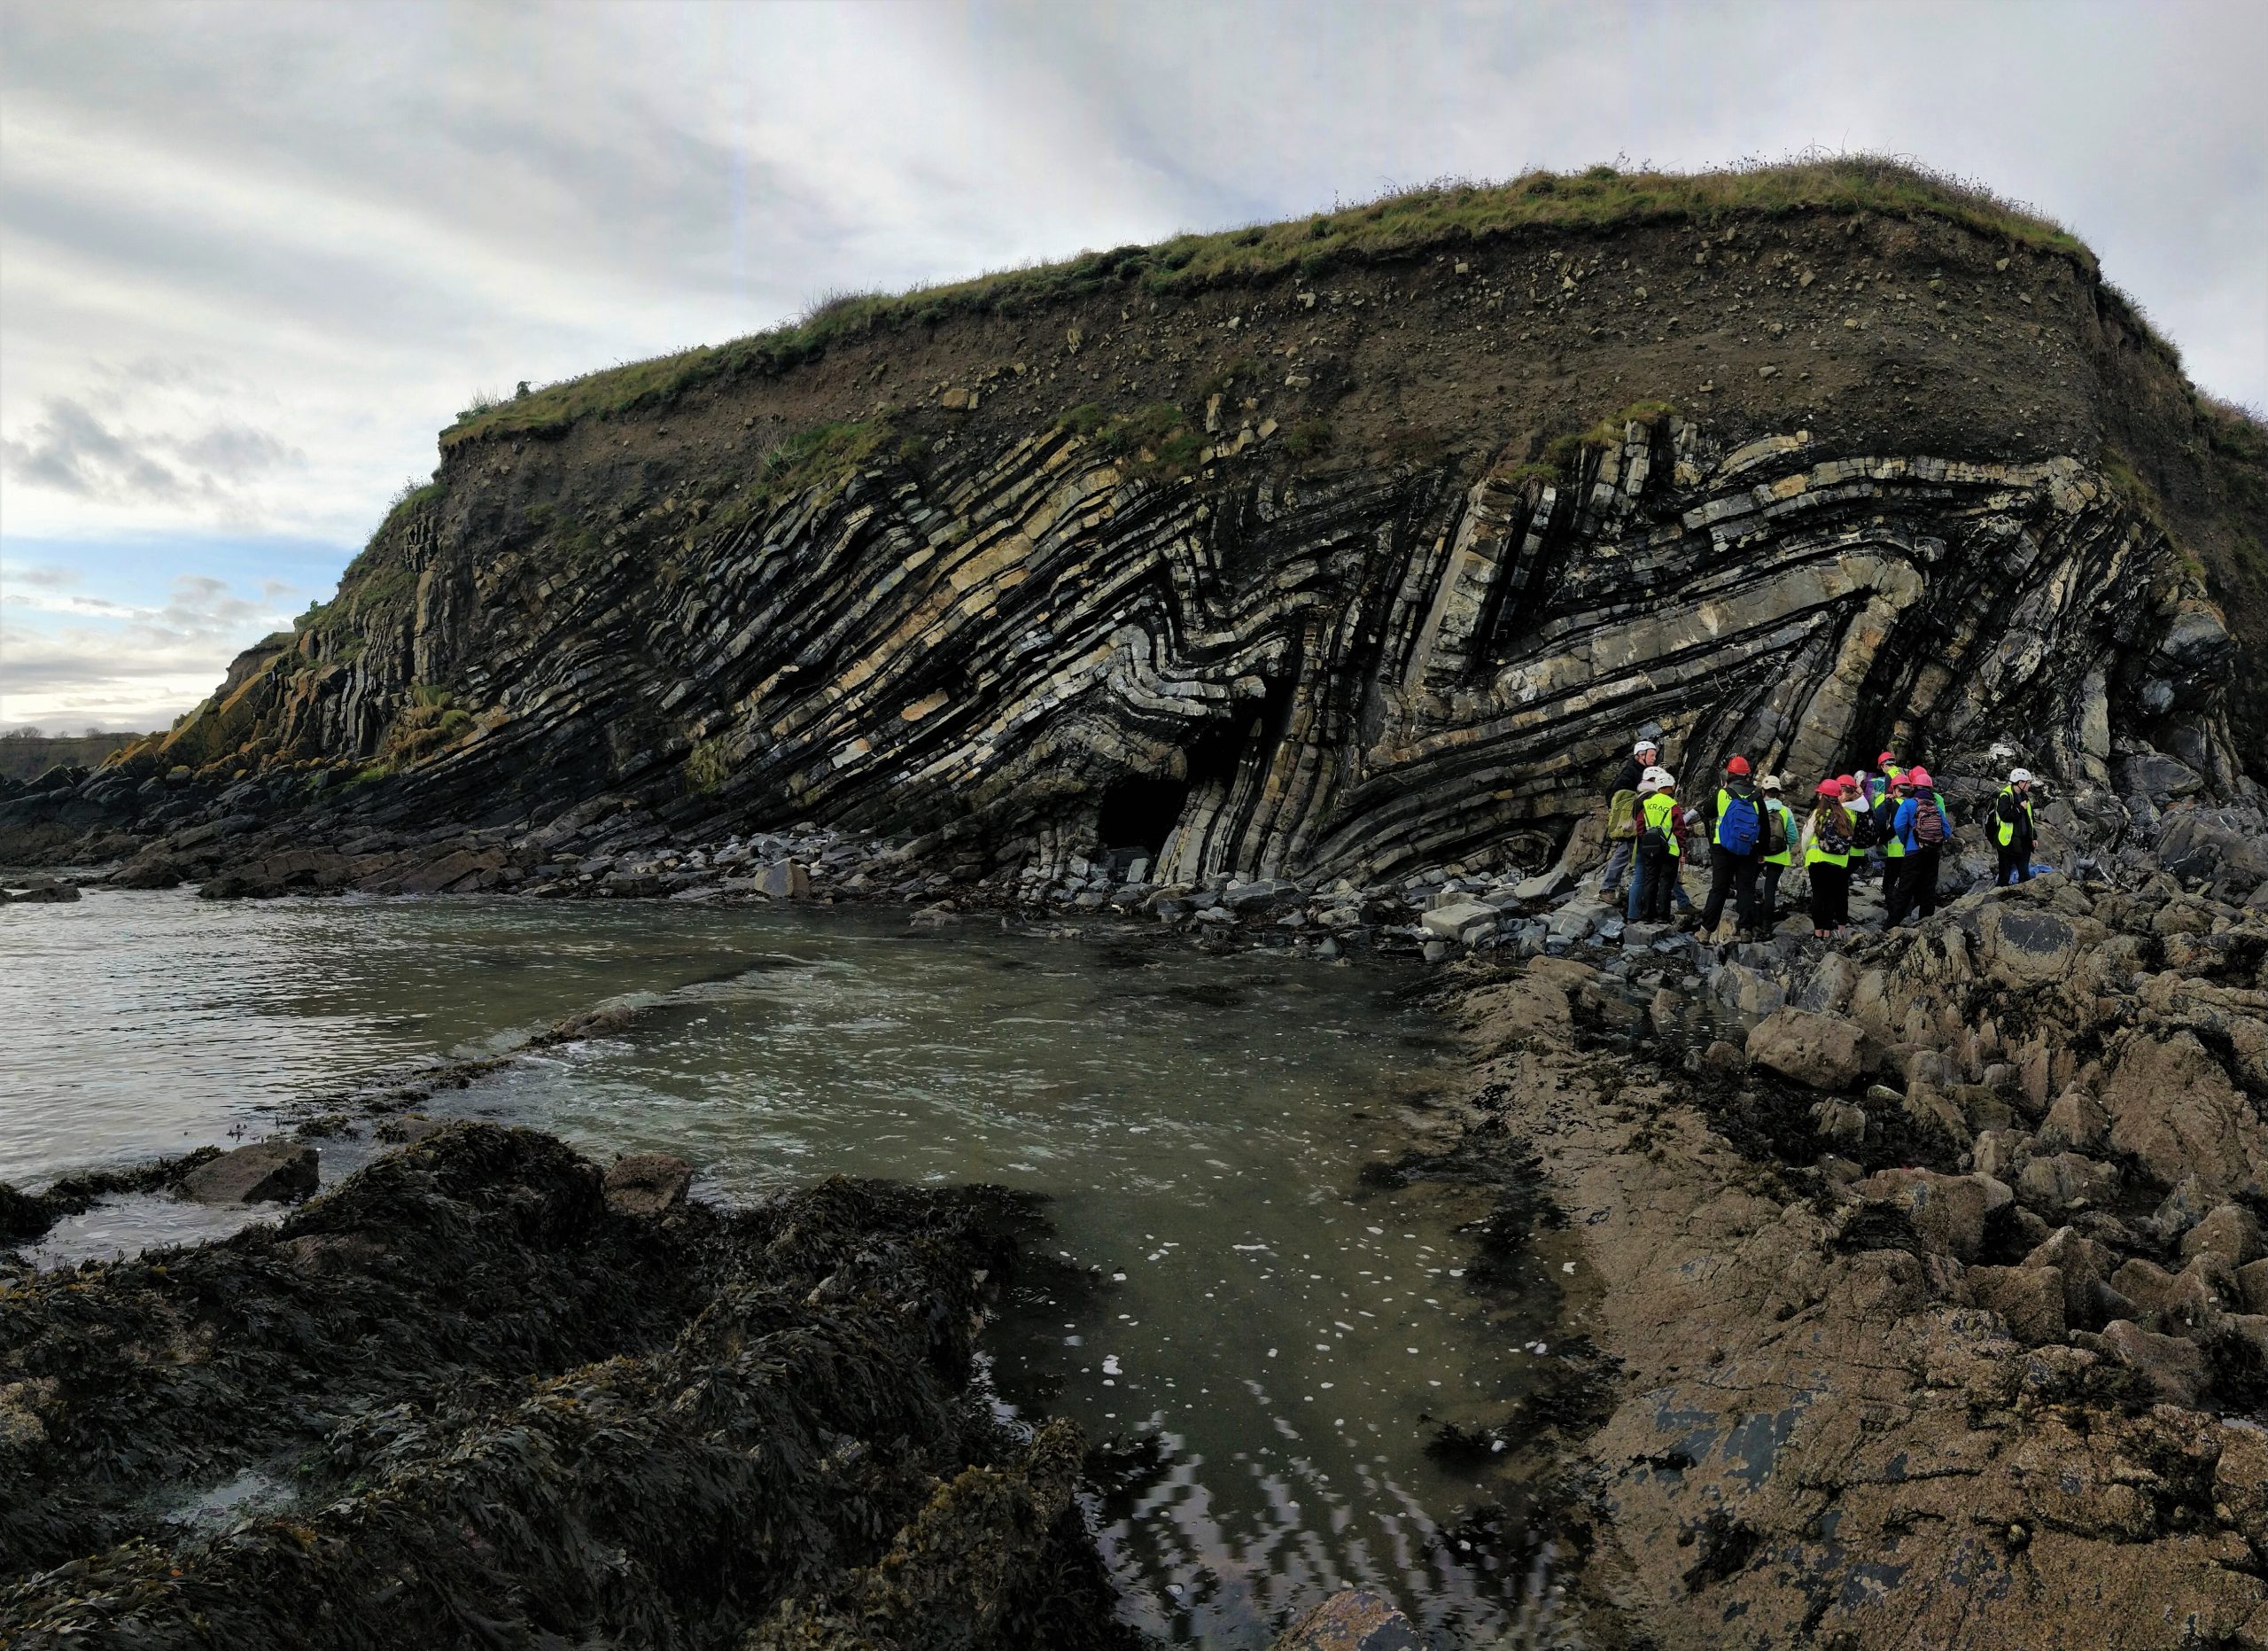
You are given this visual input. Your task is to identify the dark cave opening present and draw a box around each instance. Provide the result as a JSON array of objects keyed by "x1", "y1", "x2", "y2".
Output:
[{"x1": 1097, "y1": 774, "x2": 1191, "y2": 861}]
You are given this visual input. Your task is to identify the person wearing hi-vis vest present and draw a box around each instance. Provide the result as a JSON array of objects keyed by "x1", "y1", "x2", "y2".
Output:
[
  {"x1": 1803, "y1": 778, "x2": 1857, "y2": 938},
  {"x1": 1886, "y1": 767, "x2": 1953, "y2": 924},
  {"x1": 1755, "y1": 775, "x2": 1798, "y2": 930},
  {"x1": 1699, "y1": 755, "x2": 1765, "y2": 941},
  {"x1": 1865, "y1": 750, "x2": 1902, "y2": 887},
  {"x1": 1994, "y1": 768, "x2": 2039, "y2": 884},
  {"x1": 1626, "y1": 767, "x2": 1682, "y2": 923},
  {"x1": 1599, "y1": 736, "x2": 1658, "y2": 901}
]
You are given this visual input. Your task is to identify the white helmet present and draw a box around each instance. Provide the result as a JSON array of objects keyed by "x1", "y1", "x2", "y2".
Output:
[
  {"x1": 1646, "y1": 767, "x2": 1674, "y2": 790},
  {"x1": 1758, "y1": 774, "x2": 1783, "y2": 792},
  {"x1": 2009, "y1": 767, "x2": 2032, "y2": 783},
  {"x1": 1632, "y1": 738, "x2": 1658, "y2": 757}
]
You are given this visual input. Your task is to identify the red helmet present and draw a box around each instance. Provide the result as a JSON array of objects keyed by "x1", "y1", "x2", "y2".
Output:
[
  {"x1": 1905, "y1": 767, "x2": 1932, "y2": 788},
  {"x1": 1837, "y1": 774, "x2": 1857, "y2": 790},
  {"x1": 1725, "y1": 755, "x2": 1751, "y2": 776},
  {"x1": 1815, "y1": 779, "x2": 1844, "y2": 798},
  {"x1": 1877, "y1": 750, "x2": 1898, "y2": 767}
]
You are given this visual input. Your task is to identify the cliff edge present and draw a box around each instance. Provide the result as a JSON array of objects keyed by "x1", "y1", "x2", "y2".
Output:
[{"x1": 7, "y1": 158, "x2": 2264, "y2": 884}]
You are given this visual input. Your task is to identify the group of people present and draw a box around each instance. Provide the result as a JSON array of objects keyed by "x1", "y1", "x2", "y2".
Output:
[{"x1": 1600, "y1": 736, "x2": 2039, "y2": 943}]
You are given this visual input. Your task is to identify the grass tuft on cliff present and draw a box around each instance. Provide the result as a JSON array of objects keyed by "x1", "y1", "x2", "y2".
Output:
[{"x1": 442, "y1": 154, "x2": 2108, "y2": 450}]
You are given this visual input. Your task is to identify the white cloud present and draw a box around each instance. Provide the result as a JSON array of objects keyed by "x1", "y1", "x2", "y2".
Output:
[
  {"x1": 0, "y1": 565, "x2": 301, "y2": 732},
  {"x1": 0, "y1": 0, "x2": 2261, "y2": 728}
]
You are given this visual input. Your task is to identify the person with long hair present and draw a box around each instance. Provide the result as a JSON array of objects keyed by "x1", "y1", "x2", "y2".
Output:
[{"x1": 1804, "y1": 778, "x2": 1856, "y2": 938}]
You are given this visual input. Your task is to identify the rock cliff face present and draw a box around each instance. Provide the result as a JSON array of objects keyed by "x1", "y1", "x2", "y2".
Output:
[{"x1": 8, "y1": 165, "x2": 2264, "y2": 877}]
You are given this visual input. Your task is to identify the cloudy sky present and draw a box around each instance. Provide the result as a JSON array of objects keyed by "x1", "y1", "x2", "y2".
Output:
[{"x1": 3, "y1": 0, "x2": 2262, "y2": 733}]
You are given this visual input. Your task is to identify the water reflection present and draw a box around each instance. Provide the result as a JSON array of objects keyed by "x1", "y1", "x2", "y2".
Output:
[{"x1": 2, "y1": 890, "x2": 1540, "y2": 1644}]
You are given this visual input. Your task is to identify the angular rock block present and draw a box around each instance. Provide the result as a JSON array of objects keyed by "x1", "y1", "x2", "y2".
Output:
[
  {"x1": 179, "y1": 1141, "x2": 319, "y2": 1206},
  {"x1": 602, "y1": 1153, "x2": 695, "y2": 1217}
]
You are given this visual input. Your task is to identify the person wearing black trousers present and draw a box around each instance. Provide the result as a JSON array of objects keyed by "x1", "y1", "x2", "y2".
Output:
[{"x1": 1699, "y1": 755, "x2": 1764, "y2": 939}]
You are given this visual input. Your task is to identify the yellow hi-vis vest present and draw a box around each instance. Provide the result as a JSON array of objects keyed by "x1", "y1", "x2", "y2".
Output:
[
  {"x1": 1763, "y1": 799, "x2": 1796, "y2": 867},
  {"x1": 1804, "y1": 807, "x2": 1852, "y2": 868},
  {"x1": 1640, "y1": 790, "x2": 1681, "y2": 855},
  {"x1": 1996, "y1": 784, "x2": 2035, "y2": 849}
]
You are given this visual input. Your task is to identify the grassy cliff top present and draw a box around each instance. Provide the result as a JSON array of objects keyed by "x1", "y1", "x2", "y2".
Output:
[{"x1": 440, "y1": 155, "x2": 2111, "y2": 451}]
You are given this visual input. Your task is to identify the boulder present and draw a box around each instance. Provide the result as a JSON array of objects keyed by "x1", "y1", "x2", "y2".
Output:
[
  {"x1": 1853, "y1": 1168, "x2": 1997, "y2": 1262},
  {"x1": 1, "y1": 1180, "x2": 52, "y2": 1242},
  {"x1": 2025, "y1": 1226, "x2": 2123, "y2": 1328},
  {"x1": 1271, "y1": 1588, "x2": 1422, "y2": 1651},
  {"x1": 1809, "y1": 1098, "x2": 1867, "y2": 1143},
  {"x1": 2013, "y1": 1152, "x2": 2121, "y2": 1217},
  {"x1": 1970, "y1": 1128, "x2": 2032, "y2": 1182},
  {"x1": 1420, "y1": 900, "x2": 1498, "y2": 944},
  {"x1": 602, "y1": 1154, "x2": 695, "y2": 1217},
  {"x1": 2038, "y1": 1086, "x2": 2109, "y2": 1153},
  {"x1": 1903, "y1": 1080, "x2": 1973, "y2": 1148},
  {"x1": 1745, "y1": 1008, "x2": 1862, "y2": 1089},
  {"x1": 1513, "y1": 868, "x2": 1574, "y2": 902},
  {"x1": 2180, "y1": 1203, "x2": 2264, "y2": 1268},
  {"x1": 2102, "y1": 1032, "x2": 2268, "y2": 1197},
  {"x1": 2240, "y1": 1258, "x2": 2268, "y2": 1317},
  {"x1": 6, "y1": 876, "x2": 81, "y2": 903},
  {"x1": 756, "y1": 861, "x2": 812, "y2": 899},
  {"x1": 178, "y1": 1141, "x2": 319, "y2": 1205},
  {"x1": 2096, "y1": 1319, "x2": 2206, "y2": 1406},
  {"x1": 1974, "y1": 902, "x2": 2085, "y2": 990},
  {"x1": 1964, "y1": 1265, "x2": 2068, "y2": 1345},
  {"x1": 1708, "y1": 962, "x2": 1785, "y2": 1017},
  {"x1": 110, "y1": 856, "x2": 184, "y2": 890},
  {"x1": 1544, "y1": 899, "x2": 1613, "y2": 942}
]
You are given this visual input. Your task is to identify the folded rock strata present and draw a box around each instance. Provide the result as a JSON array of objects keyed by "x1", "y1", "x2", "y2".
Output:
[{"x1": 5, "y1": 183, "x2": 2260, "y2": 889}]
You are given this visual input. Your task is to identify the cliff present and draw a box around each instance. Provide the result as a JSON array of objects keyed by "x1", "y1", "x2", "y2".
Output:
[{"x1": 9, "y1": 159, "x2": 2265, "y2": 880}]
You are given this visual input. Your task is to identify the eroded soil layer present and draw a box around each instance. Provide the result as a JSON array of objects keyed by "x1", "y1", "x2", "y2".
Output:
[{"x1": 0, "y1": 1125, "x2": 1128, "y2": 1650}]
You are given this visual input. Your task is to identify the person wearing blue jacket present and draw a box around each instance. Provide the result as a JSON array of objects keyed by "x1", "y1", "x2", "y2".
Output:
[{"x1": 1884, "y1": 767, "x2": 1952, "y2": 924}]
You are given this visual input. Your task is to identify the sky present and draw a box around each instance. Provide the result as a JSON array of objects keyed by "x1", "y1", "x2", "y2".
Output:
[{"x1": 2, "y1": 1, "x2": 2263, "y2": 734}]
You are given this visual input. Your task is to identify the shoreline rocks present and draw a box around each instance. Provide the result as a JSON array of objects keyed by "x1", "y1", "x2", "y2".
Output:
[{"x1": 0, "y1": 1124, "x2": 1128, "y2": 1648}]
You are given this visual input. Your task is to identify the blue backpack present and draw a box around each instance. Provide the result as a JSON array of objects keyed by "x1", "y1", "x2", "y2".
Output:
[{"x1": 1717, "y1": 791, "x2": 1762, "y2": 855}]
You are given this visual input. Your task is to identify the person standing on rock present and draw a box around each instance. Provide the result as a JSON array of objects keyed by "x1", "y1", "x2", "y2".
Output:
[
  {"x1": 1600, "y1": 737, "x2": 1658, "y2": 902},
  {"x1": 1866, "y1": 753, "x2": 1904, "y2": 890},
  {"x1": 1994, "y1": 767, "x2": 2039, "y2": 884},
  {"x1": 1757, "y1": 775, "x2": 1798, "y2": 930},
  {"x1": 1627, "y1": 767, "x2": 1682, "y2": 923},
  {"x1": 1804, "y1": 779, "x2": 1856, "y2": 938},
  {"x1": 1886, "y1": 767, "x2": 1952, "y2": 923},
  {"x1": 1700, "y1": 756, "x2": 1765, "y2": 941}
]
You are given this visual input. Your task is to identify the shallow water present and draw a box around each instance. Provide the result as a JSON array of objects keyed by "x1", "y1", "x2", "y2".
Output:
[{"x1": 2, "y1": 889, "x2": 1542, "y2": 1644}]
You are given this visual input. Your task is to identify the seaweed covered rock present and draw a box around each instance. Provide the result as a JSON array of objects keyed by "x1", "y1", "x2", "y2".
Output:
[{"x1": 0, "y1": 1124, "x2": 1125, "y2": 1649}]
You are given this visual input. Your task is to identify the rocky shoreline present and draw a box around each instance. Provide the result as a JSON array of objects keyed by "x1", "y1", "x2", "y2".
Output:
[
  {"x1": 1410, "y1": 863, "x2": 2268, "y2": 1646},
  {"x1": 0, "y1": 1123, "x2": 1132, "y2": 1648},
  {"x1": 12, "y1": 839, "x2": 2268, "y2": 1645}
]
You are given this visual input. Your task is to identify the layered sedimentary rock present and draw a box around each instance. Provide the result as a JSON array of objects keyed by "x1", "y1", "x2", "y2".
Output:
[{"x1": 5, "y1": 170, "x2": 2261, "y2": 884}]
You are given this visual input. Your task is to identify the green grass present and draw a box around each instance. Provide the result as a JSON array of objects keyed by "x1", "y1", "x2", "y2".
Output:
[
  {"x1": 1053, "y1": 401, "x2": 1203, "y2": 475},
  {"x1": 1284, "y1": 418, "x2": 1335, "y2": 460},
  {"x1": 703, "y1": 417, "x2": 897, "y2": 538},
  {"x1": 442, "y1": 155, "x2": 2114, "y2": 451}
]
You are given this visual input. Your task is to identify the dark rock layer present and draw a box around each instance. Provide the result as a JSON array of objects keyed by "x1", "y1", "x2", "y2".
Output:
[{"x1": 4, "y1": 196, "x2": 2262, "y2": 893}]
